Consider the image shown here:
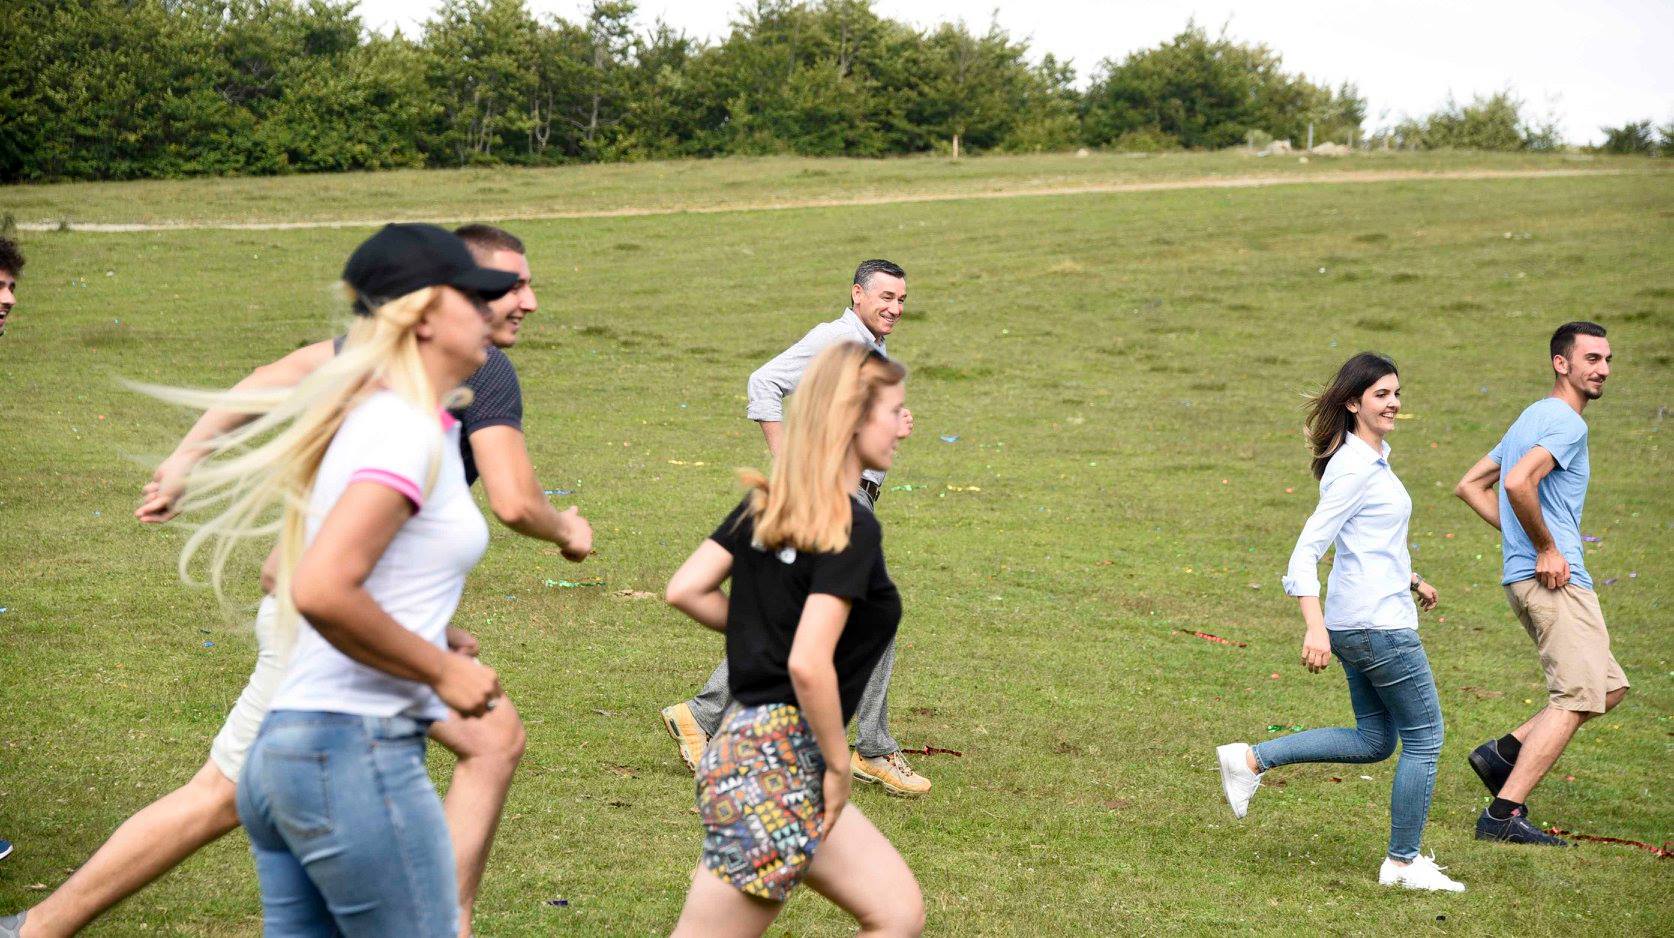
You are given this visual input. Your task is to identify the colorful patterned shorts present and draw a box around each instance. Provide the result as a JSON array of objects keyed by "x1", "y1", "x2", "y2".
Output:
[{"x1": 697, "y1": 702, "x2": 827, "y2": 901}]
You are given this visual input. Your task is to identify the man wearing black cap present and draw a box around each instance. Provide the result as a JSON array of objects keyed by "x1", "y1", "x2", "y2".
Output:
[{"x1": 2, "y1": 224, "x2": 579, "y2": 938}]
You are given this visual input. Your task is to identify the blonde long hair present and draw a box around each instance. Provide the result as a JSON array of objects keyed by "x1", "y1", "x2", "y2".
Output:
[
  {"x1": 742, "y1": 342, "x2": 906, "y2": 552},
  {"x1": 136, "y1": 285, "x2": 464, "y2": 651}
]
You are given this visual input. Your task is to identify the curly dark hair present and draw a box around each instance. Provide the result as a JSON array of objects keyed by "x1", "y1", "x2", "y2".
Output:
[{"x1": 0, "y1": 237, "x2": 23, "y2": 277}]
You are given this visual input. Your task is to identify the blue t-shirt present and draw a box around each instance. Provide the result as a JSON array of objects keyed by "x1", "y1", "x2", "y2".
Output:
[{"x1": 1490, "y1": 398, "x2": 1591, "y2": 589}]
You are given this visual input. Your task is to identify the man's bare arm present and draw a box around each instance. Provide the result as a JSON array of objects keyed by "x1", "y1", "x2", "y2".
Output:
[
  {"x1": 136, "y1": 340, "x2": 336, "y2": 522},
  {"x1": 470, "y1": 425, "x2": 591, "y2": 561},
  {"x1": 758, "y1": 420, "x2": 784, "y2": 459},
  {"x1": 1453, "y1": 454, "x2": 1502, "y2": 530},
  {"x1": 1504, "y1": 446, "x2": 1571, "y2": 589}
]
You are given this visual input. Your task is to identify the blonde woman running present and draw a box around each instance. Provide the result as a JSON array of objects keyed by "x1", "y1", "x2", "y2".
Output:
[
  {"x1": 163, "y1": 224, "x2": 507, "y2": 935},
  {"x1": 665, "y1": 343, "x2": 923, "y2": 937}
]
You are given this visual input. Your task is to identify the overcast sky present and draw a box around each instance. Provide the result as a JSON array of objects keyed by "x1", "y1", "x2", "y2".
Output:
[{"x1": 354, "y1": 0, "x2": 1673, "y2": 146}]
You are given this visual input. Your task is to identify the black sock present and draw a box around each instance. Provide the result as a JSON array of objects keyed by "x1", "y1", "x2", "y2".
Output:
[
  {"x1": 1488, "y1": 797, "x2": 1523, "y2": 820},
  {"x1": 1497, "y1": 734, "x2": 1522, "y2": 762}
]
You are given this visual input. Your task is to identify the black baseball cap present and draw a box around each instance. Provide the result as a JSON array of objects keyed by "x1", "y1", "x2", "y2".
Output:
[{"x1": 343, "y1": 223, "x2": 519, "y2": 316}]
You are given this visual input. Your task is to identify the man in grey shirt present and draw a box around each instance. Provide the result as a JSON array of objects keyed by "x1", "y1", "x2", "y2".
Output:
[{"x1": 660, "y1": 259, "x2": 931, "y2": 796}]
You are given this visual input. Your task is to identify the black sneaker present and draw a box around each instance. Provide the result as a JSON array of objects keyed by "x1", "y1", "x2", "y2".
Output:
[
  {"x1": 1475, "y1": 806, "x2": 1570, "y2": 846},
  {"x1": 1467, "y1": 739, "x2": 1513, "y2": 795}
]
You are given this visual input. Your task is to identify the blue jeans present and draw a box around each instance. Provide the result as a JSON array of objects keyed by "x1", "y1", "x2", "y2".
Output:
[
  {"x1": 237, "y1": 711, "x2": 457, "y2": 937},
  {"x1": 1252, "y1": 628, "x2": 1444, "y2": 861}
]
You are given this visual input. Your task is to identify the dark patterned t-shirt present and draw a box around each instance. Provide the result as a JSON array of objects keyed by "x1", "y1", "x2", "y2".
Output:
[{"x1": 332, "y1": 337, "x2": 522, "y2": 486}]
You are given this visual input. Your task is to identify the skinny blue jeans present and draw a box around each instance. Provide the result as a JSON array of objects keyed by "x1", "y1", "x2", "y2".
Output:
[
  {"x1": 237, "y1": 711, "x2": 457, "y2": 937},
  {"x1": 1252, "y1": 627, "x2": 1444, "y2": 861}
]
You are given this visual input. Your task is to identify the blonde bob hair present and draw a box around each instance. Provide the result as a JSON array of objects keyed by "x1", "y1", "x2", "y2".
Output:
[
  {"x1": 136, "y1": 285, "x2": 467, "y2": 651},
  {"x1": 740, "y1": 342, "x2": 906, "y2": 553}
]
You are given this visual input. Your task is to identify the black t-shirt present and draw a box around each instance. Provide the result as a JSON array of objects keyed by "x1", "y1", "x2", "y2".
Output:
[
  {"x1": 332, "y1": 337, "x2": 523, "y2": 486},
  {"x1": 709, "y1": 496, "x2": 901, "y2": 724}
]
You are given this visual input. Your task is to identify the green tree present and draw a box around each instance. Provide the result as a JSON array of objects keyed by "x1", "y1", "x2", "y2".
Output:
[
  {"x1": 1083, "y1": 23, "x2": 1303, "y2": 149},
  {"x1": 1598, "y1": 119, "x2": 1655, "y2": 154},
  {"x1": 423, "y1": 0, "x2": 540, "y2": 165},
  {"x1": 911, "y1": 20, "x2": 1032, "y2": 158}
]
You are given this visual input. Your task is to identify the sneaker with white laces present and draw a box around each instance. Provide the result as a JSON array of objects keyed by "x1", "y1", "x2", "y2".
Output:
[
  {"x1": 1215, "y1": 743, "x2": 1262, "y2": 819},
  {"x1": 1379, "y1": 853, "x2": 1466, "y2": 892},
  {"x1": 852, "y1": 750, "x2": 932, "y2": 796},
  {"x1": 0, "y1": 910, "x2": 25, "y2": 938}
]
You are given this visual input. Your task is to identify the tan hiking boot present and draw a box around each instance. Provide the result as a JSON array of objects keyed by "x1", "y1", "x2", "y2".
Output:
[
  {"x1": 660, "y1": 702, "x2": 708, "y2": 773},
  {"x1": 852, "y1": 750, "x2": 932, "y2": 796}
]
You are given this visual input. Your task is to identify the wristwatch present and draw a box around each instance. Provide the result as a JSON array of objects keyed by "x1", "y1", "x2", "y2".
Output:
[{"x1": 1410, "y1": 573, "x2": 1425, "y2": 592}]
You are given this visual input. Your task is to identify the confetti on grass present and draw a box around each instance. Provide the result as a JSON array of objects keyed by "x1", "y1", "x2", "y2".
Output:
[
  {"x1": 939, "y1": 434, "x2": 960, "y2": 443},
  {"x1": 544, "y1": 488, "x2": 575, "y2": 496},
  {"x1": 545, "y1": 577, "x2": 605, "y2": 589},
  {"x1": 1581, "y1": 534, "x2": 1601, "y2": 543},
  {"x1": 1545, "y1": 825, "x2": 1672, "y2": 859},
  {"x1": 545, "y1": 898, "x2": 571, "y2": 907},
  {"x1": 1178, "y1": 629, "x2": 1247, "y2": 648},
  {"x1": 1266, "y1": 724, "x2": 1305, "y2": 733}
]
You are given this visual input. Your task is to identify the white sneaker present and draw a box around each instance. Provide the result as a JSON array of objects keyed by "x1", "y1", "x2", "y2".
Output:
[
  {"x1": 1379, "y1": 853, "x2": 1466, "y2": 892},
  {"x1": 1215, "y1": 743, "x2": 1261, "y2": 819}
]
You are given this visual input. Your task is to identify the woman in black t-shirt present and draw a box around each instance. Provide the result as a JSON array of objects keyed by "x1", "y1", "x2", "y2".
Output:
[{"x1": 666, "y1": 343, "x2": 923, "y2": 937}]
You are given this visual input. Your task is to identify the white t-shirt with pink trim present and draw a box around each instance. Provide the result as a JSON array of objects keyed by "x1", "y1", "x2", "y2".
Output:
[{"x1": 270, "y1": 390, "x2": 489, "y2": 720}]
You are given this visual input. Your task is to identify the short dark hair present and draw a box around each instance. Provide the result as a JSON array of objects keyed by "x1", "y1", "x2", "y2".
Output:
[
  {"x1": 853, "y1": 259, "x2": 905, "y2": 289},
  {"x1": 453, "y1": 224, "x2": 524, "y2": 260},
  {"x1": 1550, "y1": 321, "x2": 1607, "y2": 361},
  {"x1": 0, "y1": 237, "x2": 24, "y2": 277}
]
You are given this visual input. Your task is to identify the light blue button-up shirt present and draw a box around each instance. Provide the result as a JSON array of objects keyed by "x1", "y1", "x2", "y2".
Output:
[
  {"x1": 746, "y1": 308, "x2": 888, "y2": 488},
  {"x1": 1282, "y1": 432, "x2": 1418, "y2": 631}
]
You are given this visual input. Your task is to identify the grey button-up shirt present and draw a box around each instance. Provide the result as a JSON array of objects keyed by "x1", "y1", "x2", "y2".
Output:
[{"x1": 746, "y1": 308, "x2": 888, "y2": 487}]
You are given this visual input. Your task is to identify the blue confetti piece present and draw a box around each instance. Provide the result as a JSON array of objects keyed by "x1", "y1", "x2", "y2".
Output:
[
  {"x1": 0, "y1": 607, "x2": 8, "y2": 614},
  {"x1": 545, "y1": 898, "x2": 569, "y2": 907},
  {"x1": 202, "y1": 640, "x2": 216, "y2": 648},
  {"x1": 544, "y1": 489, "x2": 574, "y2": 496},
  {"x1": 939, "y1": 434, "x2": 959, "y2": 443},
  {"x1": 1581, "y1": 534, "x2": 1601, "y2": 543}
]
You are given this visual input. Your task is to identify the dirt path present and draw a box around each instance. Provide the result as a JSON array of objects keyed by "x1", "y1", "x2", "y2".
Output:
[{"x1": 14, "y1": 167, "x2": 1648, "y2": 233}]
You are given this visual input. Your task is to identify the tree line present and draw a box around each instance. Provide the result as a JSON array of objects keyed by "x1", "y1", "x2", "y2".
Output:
[{"x1": 1, "y1": 0, "x2": 1667, "y2": 183}]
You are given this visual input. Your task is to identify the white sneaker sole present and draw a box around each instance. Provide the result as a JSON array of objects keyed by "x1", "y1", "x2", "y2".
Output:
[
  {"x1": 1383, "y1": 878, "x2": 1466, "y2": 892},
  {"x1": 1216, "y1": 743, "x2": 1253, "y2": 819}
]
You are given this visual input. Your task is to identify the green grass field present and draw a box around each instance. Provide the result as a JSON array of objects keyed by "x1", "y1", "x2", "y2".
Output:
[{"x1": 1, "y1": 152, "x2": 1670, "y2": 935}]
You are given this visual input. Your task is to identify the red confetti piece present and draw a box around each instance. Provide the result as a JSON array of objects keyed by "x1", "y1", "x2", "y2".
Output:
[
  {"x1": 1546, "y1": 825, "x2": 1672, "y2": 859},
  {"x1": 1178, "y1": 629, "x2": 1248, "y2": 648},
  {"x1": 1329, "y1": 776, "x2": 1343, "y2": 783},
  {"x1": 899, "y1": 746, "x2": 963, "y2": 757}
]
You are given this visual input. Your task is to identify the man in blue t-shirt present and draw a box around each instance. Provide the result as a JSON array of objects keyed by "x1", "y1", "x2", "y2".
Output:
[{"x1": 1455, "y1": 321, "x2": 1629, "y2": 847}]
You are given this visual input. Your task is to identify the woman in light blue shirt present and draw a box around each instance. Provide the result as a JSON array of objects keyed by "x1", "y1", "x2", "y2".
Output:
[{"x1": 1215, "y1": 353, "x2": 1465, "y2": 892}]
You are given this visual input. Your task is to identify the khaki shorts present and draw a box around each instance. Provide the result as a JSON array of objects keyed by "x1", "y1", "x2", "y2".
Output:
[{"x1": 1505, "y1": 579, "x2": 1629, "y2": 714}]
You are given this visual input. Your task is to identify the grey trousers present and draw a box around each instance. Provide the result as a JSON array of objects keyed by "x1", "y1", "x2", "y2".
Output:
[
  {"x1": 685, "y1": 484, "x2": 902, "y2": 758},
  {"x1": 686, "y1": 637, "x2": 900, "y2": 758}
]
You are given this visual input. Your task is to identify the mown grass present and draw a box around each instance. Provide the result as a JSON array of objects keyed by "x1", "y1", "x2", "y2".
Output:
[
  {"x1": 3, "y1": 149, "x2": 1663, "y2": 227},
  {"x1": 0, "y1": 157, "x2": 1670, "y2": 935}
]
